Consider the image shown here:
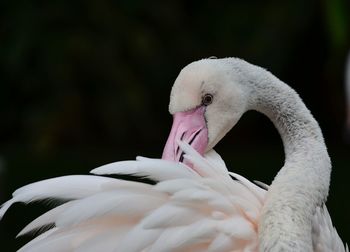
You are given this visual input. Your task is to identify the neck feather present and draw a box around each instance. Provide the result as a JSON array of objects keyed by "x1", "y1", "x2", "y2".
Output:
[{"x1": 243, "y1": 65, "x2": 331, "y2": 251}]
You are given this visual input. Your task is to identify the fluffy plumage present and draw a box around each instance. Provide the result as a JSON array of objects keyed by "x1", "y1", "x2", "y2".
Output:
[
  {"x1": 0, "y1": 143, "x2": 347, "y2": 252},
  {"x1": 0, "y1": 145, "x2": 262, "y2": 251}
]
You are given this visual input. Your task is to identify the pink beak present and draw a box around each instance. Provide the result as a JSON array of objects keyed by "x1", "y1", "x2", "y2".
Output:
[{"x1": 162, "y1": 106, "x2": 208, "y2": 163}]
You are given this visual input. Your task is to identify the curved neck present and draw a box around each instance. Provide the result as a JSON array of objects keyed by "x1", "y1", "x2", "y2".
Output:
[{"x1": 244, "y1": 69, "x2": 331, "y2": 251}]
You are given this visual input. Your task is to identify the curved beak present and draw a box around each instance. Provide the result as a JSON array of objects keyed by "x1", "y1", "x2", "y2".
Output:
[{"x1": 162, "y1": 106, "x2": 208, "y2": 163}]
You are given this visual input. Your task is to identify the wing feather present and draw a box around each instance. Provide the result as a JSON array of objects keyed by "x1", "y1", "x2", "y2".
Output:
[
  {"x1": 1, "y1": 144, "x2": 266, "y2": 251},
  {"x1": 0, "y1": 175, "x2": 117, "y2": 218},
  {"x1": 312, "y1": 205, "x2": 348, "y2": 252},
  {"x1": 56, "y1": 191, "x2": 166, "y2": 227},
  {"x1": 141, "y1": 204, "x2": 204, "y2": 229},
  {"x1": 148, "y1": 219, "x2": 217, "y2": 252},
  {"x1": 18, "y1": 202, "x2": 74, "y2": 236},
  {"x1": 91, "y1": 159, "x2": 199, "y2": 181}
]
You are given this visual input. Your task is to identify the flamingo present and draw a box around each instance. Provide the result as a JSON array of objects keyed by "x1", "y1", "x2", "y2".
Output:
[{"x1": 0, "y1": 57, "x2": 347, "y2": 251}]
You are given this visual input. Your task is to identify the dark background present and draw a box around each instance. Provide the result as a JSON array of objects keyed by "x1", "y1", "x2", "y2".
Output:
[{"x1": 0, "y1": 0, "x2": 349, "y2": 250}]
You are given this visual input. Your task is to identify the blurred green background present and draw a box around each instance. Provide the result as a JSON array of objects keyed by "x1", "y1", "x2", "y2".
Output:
[{"x1": 0, "y1": 0, "x2": 349, "y2": 250}]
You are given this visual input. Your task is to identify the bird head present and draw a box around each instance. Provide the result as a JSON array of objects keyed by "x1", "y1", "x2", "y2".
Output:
[{"x1": 162, "y1": 58, "x2": 249, "y2": 162}]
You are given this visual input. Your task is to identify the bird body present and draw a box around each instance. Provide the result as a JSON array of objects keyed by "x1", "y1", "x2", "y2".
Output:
[{"x1": 0, "y1": 57, "x2": 347, "y2": 251}]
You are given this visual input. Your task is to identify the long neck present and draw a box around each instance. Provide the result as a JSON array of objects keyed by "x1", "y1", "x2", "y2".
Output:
[{"x1": 245, "y1": 68, "x2": 331, "y2": 251}]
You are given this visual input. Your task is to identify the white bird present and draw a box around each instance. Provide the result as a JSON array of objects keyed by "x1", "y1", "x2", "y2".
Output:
[{"x1": 0, "y1": 58, "x2": 347, "y2": 252}]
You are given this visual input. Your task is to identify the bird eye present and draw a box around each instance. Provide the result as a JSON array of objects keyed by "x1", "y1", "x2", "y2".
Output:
[{"x1": 202, "y1": 94, "x2": 213, "y2": 106}]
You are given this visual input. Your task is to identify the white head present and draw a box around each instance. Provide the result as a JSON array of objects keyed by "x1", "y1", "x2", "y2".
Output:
[{"x1": 162, "y1": 58, "x2": 250, "y2": 162}]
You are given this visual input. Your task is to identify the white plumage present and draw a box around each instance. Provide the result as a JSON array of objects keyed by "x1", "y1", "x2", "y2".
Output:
[
  {"x1": 0, "y1": 57, "x2": 348, "y2": 251},
  {"x1": 1, "y1": 146, "x2": 264, "y2": 251},
  {"x1": 0, "y1": 143, "x2": 346, "y2": 251}
]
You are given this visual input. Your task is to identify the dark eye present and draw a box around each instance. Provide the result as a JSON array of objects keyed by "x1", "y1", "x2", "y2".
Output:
[{"x1": 202, "y1": 94, "x2": 213, "y2": 106}]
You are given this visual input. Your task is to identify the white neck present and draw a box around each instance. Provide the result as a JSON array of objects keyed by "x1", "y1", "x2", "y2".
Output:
[{"x1": 240, "y1": 63, "x2": 331, "y2": 251}]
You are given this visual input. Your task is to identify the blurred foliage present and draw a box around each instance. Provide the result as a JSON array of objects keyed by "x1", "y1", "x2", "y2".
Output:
[{"x1": 0, "y1": 0, "x2": 349, "y2": 250}]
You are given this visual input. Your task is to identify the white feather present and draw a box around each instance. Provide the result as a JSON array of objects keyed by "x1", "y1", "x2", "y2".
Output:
[
  {"x1": 148, "y1": 219, "x2": 217, "y2": 252},
  {"x1": 203, "y1": 149, "x2": 228, "y2": 174},
  {"x1": 154, "y1": 178, "x2": 206, "y2": 194},
  {"x1": 18, "y1": 201, "x2": 74, "y2": 236},
  {"x1": 229, "y1": 171, "x2": 266, "y2": 203},
  {"x1": 115, "y1": 224, "x2": 161, "y2": 252},
  {"x1": 56, "y1": 191, "x2": 165, "y2": 227},
  {"x1": 312, "y1": 205, "x2": 349, "y2": 252},
  {"x1": 0, "y1": 175, "x2": 117, "y2": 219},
  {"x1": 141, "y1": 204, "x2": 203, "y2": 229},
  {"x1": 179, "y1": 141, "x2": 221, "y2": 177},
  {"x1": 91, "y1": 159, "x2": 199, "y2": 181},
  {"x1": 20, "y1": 216, "x2": 133, "y2": 252},
  {"x1": 208, "y1": 233, "x2": 234, "y2": 252},
  {"x1": 18, "y1": 228, "x2": 59, "y2": 252},
  {"x1": 75, "y1": 228, "x2": 130, "y2": 252}
]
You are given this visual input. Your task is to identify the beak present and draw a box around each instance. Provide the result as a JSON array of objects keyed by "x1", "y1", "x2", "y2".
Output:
[{"x1": 162, "y1": 106, "x2": 208, "y2": 163}]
